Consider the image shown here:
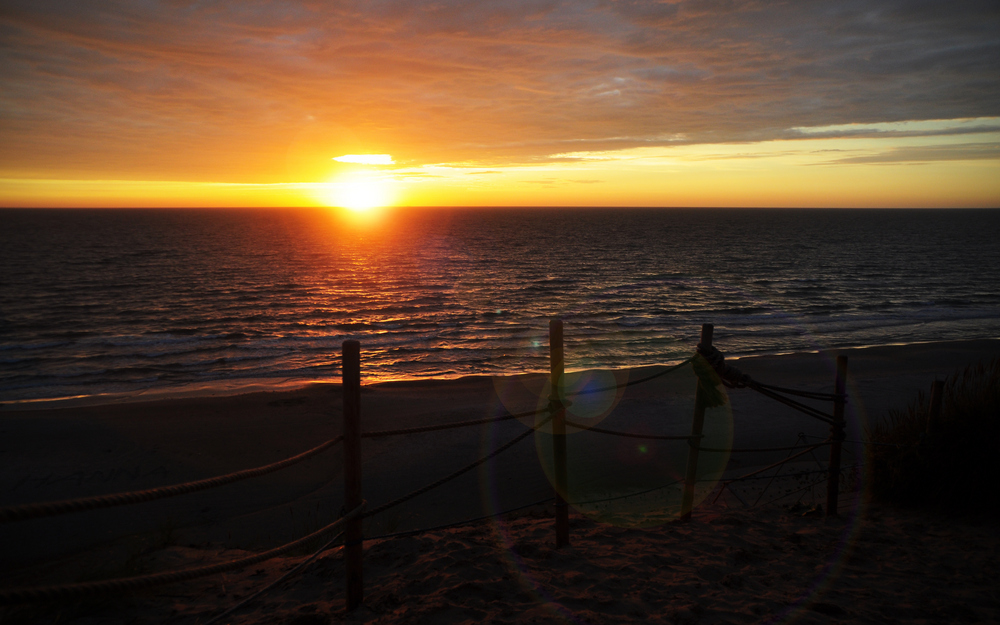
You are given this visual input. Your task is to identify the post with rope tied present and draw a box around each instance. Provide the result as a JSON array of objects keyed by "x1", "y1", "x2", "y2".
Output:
[
  {"x1": 826, "y1": 355, "x2": 847, "y2": 518},
  {"x1": 681, "y1": 323, "x2": 713, "y2": 522},
  {"x1": 549, "y1": 319, "x2": 570, "y2": 548},
  {"x1": 343, "y1": 340, "x2": 364, "y2": 611}
]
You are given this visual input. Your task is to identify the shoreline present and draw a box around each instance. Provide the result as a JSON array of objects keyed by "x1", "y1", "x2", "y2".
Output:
[{"x1": 3, "y1": 336, "x2": 997, "y2": 412}]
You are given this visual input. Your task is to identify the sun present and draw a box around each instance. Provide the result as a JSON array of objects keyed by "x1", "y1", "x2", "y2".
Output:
[{"x1": 320, "y1": 173, "x2": 394, "y2": 212}]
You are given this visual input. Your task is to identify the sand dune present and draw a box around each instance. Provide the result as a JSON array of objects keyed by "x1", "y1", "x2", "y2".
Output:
[{"x1": 3, "y1": 501, "x2": 998, "y2": 624}]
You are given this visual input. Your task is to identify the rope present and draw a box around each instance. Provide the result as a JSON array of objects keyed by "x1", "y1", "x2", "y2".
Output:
[
  {"x1": 712, "y1": 442, "x2": 829, "y2": 506},
  {"x1": 718, "y1": 444, "x2": 829, "y2": 486},
  {"x1": 360, "y1": 408, "x2": 540, "y2": 438},
  {"x1": 564, "y1": 358, "x2": 694, "y2": 396},
  {"x1": 757, "y1": 477, "x2": 830, "y2": 508},
  {"x1": 800, "y1": 434, "x2": 911, "y2": 448},
  {"x1": 363, "y1": 412, "x2": 554, "y2": 519},
  {"x1": 709, "y1": 466, "x2": 839, "y2": 483},
  {"x1": 0, "y1": 435, "x2": 344, "y2": 524},
  {"x1": 747, "y1": 385, "x2": 837, "y2": 425},
  {"x1": 697, "y1": 342, "x2": 753, "y2": 387},
  {"x1": 0, "y1": 502, "x2": 365, "y2": 605},
  {"x1": 696, "y1": 442, "x2": 830, "y2": 453},
  {"x1": 205, "y1": 531, "x2": 345, "y2": 625},
  {"x1": 564, "y1": 419, "x2": 698, "y2": 441},
  {"x1": 696, "y1": 342, "x2": 839, "y2": 425},
  {"x1": 359, "y1": 359, "x2": 695, "y2": 440},
  {"x1": 365, "y1": 496, "x2": 556, "y2": 541},
  {"x1": 753, "y1": 382, "x2": 845, "y2": 402},
  {"x1": 734, "y1": 464, "x2": 859, "y2": 508},
  {"x1": 569, "y1": 479, "x2": 682, "y2": 506},
  {"x1": 208, "y1": 495, "x2": 559, "y2": 624},
  {"x1": 750, "y1": 434, "x2": 822, "y2": 507}
]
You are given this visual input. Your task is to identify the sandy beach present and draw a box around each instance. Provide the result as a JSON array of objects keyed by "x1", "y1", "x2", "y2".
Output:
[{"x1": 1, "y1": 339, "x2": 998, "y2": 623}]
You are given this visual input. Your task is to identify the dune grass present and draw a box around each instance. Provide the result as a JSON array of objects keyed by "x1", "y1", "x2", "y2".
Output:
[{"x1": 867, "y1": 359, "x2": 1000, "y2": 513}]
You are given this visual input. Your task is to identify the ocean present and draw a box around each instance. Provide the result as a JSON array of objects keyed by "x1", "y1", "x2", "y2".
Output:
[{"x1": 2, "y1": 207, "x2": 999, "y2": 404}]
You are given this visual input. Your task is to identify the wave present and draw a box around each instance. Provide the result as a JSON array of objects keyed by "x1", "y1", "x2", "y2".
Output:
[{"x1": 3, "y1": 207, "x2": 999, "y2": 401}]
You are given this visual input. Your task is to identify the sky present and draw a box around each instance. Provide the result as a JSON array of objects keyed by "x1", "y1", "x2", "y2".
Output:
[{"x1": 1, "y1": 0, "x2": 999, "y2": 208}]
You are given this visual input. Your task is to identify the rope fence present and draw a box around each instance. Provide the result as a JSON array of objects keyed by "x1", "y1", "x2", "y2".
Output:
[
  {"x1": 753, "y1": 381, "x2": 845, "y2": 401},
  {"x1": 361, "y1": 411, "x2": 554, "y2": 520},
  {"x1": 359, "y1": 407, "x2": 542, "y2": 439},
  {"x1": 0, "y1": 321, "x2": 861, "y2": 613},
  {"x1": 563, "y1": 357, "x2": 695, "y2": 396},
  {"x1": 564, "y1": 419, "x2": 699, "y2": 441},
  {"x1": 696, "y1": 441, "x2": 827, "y2": 453},
  {"x1": 0, "y1": 434, "x2": 345, "y2": 524},
  {"x1": 0, "y1": 502, "x2": 365, "y2": 604}
]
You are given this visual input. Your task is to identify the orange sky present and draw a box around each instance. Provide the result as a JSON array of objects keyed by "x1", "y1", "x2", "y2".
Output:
[{"x1": 1, "y1": 1, "x2": 998, "y2": 208}]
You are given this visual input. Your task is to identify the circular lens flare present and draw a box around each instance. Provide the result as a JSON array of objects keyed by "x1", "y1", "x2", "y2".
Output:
[
  {"x1": 478, "y1": 274, "x2": 871, "y2": 621},
  {"x1": 535, "y1": 360, "x2": 733, "y2": 528}
]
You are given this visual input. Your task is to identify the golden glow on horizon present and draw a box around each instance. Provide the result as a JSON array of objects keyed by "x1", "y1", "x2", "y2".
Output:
[{"x1": 2, "y1": 129, "x2": 997, "y2": 208}]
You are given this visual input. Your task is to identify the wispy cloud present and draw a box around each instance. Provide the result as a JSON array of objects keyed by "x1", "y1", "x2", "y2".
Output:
[
  {"x1": 790, "y1": 118, "x2": 1000, "y2": 139},
  {"x1": 825, "y1": 143, "x2": 1000, "y2": 165},
  {"x1": 1, "y1": 0, "x2": 998, "y2": 182}
]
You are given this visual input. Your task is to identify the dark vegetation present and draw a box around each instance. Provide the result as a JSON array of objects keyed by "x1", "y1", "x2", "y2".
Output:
[{"x1": 867, "y1": 359, "x2": 1000, "y2": 513}]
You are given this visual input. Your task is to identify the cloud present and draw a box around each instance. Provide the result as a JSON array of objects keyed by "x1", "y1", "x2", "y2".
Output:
[
  {"x1": 825, "y1": 142, "x2": 1000, "y2": 165},
  {"x1": 788, "y1": 118, "x2": 1000, "y2": 140},
  {"x1": 1, "y1": 0, "x2": 998, "y2": 180}
]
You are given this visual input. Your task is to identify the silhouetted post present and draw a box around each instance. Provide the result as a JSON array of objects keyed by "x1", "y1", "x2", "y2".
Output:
[
  {"x1": 826, "y1": 355, "x2": 847, "y2": 517},
  {"x1": 343, "y1": 340, "x2": 363, "y2": 611},
  {"x1": 550, "y1": 319, "x2": 569, "y2": 548},
  {"x1": 681, "y1": 323, "x2": 713, "y2": 522},
  {"x1": 927, "y1": 380, "x2": 945, "y2": 435}
]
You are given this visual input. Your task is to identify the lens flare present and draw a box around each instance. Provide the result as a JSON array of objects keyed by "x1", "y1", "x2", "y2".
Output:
[
  {"x1": 478, "y1": 274, "x2": 871, "y2": 622},
  {"x1": 533, "y1": 361, "x2": 733, "y2": 528}
]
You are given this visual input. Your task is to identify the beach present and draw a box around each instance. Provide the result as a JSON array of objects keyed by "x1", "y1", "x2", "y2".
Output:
[
  {"x1": 2, "y1": 339, "x2": 998, "y2": 623},
  {"x1": 5, "y1": 0, "x2": 1000, "y2": 620}
]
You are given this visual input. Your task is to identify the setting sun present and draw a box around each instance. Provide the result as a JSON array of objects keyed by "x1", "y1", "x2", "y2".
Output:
[{"x1": 321, "y1": 173, "x2": 395, "y2": 211}]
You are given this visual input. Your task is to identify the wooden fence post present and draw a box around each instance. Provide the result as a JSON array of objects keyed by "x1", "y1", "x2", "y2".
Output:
[
  {"x1": 343, "y1": 340, "x2": 363, "y2": 611},
  {"x1": 826, "y1": 355, "x2": 847, "y2": 518},
  {"x1": 681, "y1": 323, "x2": 713, "y2": 522},
  {"x1": 550, "y1": 319, "x2": 569, "y2": 548}
]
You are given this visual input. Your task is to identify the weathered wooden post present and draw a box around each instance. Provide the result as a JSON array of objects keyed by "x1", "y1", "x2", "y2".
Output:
[
  {"x1": 826, "y1": 355, "x2": 848, "y2": 517},
  {"x1": 550, "y1": 319, "x2": 570, "y2": 548},
  {"x1": 681, "y1": 323, "x2": 713, "y2": 522},
  {"x1": 927, "y1": 379, "x2": 945, "y2": 435},
  {"x1": 343, "y1": 340, "x2": 363, "y2": 611}
]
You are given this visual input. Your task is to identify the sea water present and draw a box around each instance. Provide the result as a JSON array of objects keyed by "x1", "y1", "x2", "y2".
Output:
[{"x1": 2, "y1": 207, "x2": 999, "y2": 403}]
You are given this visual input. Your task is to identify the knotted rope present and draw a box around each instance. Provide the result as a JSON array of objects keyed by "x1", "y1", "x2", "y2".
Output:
[
  {"x1": 697, "y1": 341, "x2": 753, "y2": 388},
  {"x1": 695, "y1": 343, "x2": 839, "y2": 425}
]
